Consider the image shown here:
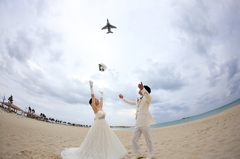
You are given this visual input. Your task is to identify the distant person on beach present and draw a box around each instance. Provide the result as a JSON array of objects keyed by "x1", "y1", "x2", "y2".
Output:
[
  {"x1": 61, "y1": 80, "x2": 127, "y2": 159},
  {"x1": 119, "y1": 82, "x2": 156, "y2": 159}
]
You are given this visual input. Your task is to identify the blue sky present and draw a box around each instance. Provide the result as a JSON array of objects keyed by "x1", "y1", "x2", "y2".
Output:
[{"x1": 0, "y1": 0, "x2": 240, "y2": 126}]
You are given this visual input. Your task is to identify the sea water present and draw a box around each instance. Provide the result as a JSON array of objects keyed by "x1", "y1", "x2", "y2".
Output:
[
  {"x1": 115, "y1": 98, "x2": 240, "y2": 130},
  {"x1": 151, "y1": 98, "x2": 240, "y2": 128}
]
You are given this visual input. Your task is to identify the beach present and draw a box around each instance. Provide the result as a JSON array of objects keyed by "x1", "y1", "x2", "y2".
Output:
[{"x1": 1, "y1": 104, "x2": 240, "y2": 159}]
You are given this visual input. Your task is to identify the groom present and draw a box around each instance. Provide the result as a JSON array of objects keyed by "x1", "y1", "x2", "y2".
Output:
[{"x1": 119, "y1": 82, "x2": 155, "y2": 159}]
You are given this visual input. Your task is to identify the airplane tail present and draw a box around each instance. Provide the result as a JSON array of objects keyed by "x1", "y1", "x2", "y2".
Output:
[{"x1": 107, "y1": 31, "x2": 113, "y2": 34}]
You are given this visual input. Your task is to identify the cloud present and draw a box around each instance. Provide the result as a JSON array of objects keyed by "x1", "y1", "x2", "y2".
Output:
[
  {"x1": 172, "y1": 1, "x2": 219, "y2": 56},
  {"x1": 206, "y1": 56, "x2": 240, "y2": 88},
  {"x1": 225, "y1": 58, "x2": 240, "y2": 97},
  {"x1": 206, "y1": 59, "x2": 224, "y2": 87},
  {"x1": 4, "y1": 27, "x2": 63, "y2": 64},
  {"x1": 5, "y1": 31, "x2": 34, "y2": 63},
  {"x1": 225, "y1": 58, "x2": 239, "y2": 80},
  {"x1": 136, "y1": 61, "x2": 187, "y2": 91}
]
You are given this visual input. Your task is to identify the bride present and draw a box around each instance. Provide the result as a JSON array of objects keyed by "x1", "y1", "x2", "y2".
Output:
[{"x1": 61, "y1": 81, "x2": 127, "y2": 159}]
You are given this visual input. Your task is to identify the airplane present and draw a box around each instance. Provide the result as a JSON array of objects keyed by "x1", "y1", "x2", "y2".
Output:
[{"x1": 101, "y1": 19, "x2": 117, "y2": 34}]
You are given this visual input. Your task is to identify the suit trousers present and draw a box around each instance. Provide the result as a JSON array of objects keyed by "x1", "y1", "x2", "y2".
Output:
[{"x1": 132, "y1": 126, "x2": 154, "y2": 157}]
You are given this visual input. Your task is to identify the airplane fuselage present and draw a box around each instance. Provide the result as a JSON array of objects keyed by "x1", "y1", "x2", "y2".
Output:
[{"x1": 102, "y1": 19, "x2": 116, "y2": 34}]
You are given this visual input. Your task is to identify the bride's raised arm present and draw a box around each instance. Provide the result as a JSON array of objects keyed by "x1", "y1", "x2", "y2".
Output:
[
  {"x1": 89, "y1": 81, "x2": 96, "y2": 108},
  {"x1": 99, "y1": 91, "x2": 103, "y2": 109}
]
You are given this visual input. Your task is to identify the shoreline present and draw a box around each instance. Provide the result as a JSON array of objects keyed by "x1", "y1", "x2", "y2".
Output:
[{"x1": 1, "y1": 97, "x2": 240, "y2": 129}]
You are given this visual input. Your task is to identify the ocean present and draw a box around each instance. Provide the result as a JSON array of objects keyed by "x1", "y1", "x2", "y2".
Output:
[
  {"x1": 116, "y1": 98, "x2": 240, "y2": 130},
  {"x1": 151, "y1": 98, "x2": 240, "y2": 128}
]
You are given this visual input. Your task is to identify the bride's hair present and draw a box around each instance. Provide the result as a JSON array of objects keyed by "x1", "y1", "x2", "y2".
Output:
[{"x1": 89, "y1": 98, "x2": 92, "y2": 106}]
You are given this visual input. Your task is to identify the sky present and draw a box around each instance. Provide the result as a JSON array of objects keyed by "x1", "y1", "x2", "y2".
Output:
[{"x1": 0, "y1": 0, "x2": 240, "y2": 126}]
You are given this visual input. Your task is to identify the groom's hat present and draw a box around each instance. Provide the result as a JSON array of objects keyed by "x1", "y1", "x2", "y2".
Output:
[{"x1": 144, "y1": 85, "x2": 151, "y2": 94}]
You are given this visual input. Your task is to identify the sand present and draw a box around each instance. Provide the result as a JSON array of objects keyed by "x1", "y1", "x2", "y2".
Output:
[{"x1": 1, "y1": 104, "x2": 240, "y2": 159}]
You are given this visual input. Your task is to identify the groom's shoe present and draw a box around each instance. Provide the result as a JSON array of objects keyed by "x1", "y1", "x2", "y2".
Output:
[{"x1": 131, "y1": 156, "x2": 143, "y2": 159}]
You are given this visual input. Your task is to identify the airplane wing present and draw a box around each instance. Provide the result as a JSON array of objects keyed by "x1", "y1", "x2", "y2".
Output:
[
  {"x1": 102, "y1": 25, "x2": 108, "y2": 30},
  {"x1": 109, "y1": 24, "x2": 117, "y2": 29}
]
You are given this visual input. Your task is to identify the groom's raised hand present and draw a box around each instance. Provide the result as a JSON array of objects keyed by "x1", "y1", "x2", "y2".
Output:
[
  {"x1": 119, "y1": 94, "x2": 124, "y2": 99},
  {"x1": 138, "y1": 82, "x2": 144, "y2": 90}
]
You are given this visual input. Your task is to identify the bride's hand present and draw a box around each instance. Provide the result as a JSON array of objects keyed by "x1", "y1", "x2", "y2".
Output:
[{"x1": 89, "y1": 80, "x2": 93, "y2": 89}]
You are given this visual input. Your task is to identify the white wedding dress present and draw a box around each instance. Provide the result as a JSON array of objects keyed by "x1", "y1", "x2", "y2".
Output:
[{"x1": 61, "y1": 110, "x2": 127, "y2": 159}]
